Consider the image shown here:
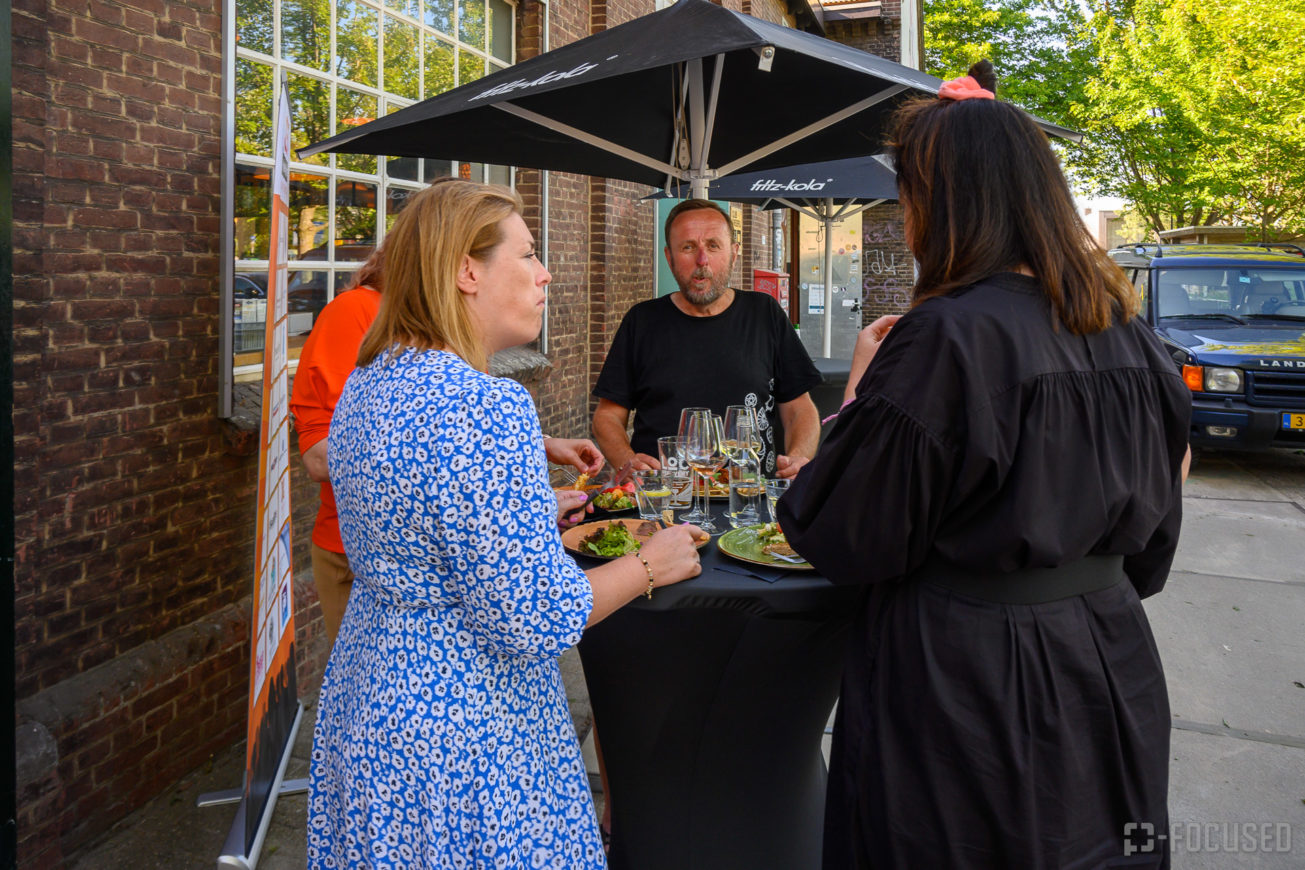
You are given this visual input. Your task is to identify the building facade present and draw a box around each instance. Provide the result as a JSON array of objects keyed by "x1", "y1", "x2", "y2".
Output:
[{"x1": 11, "y1": 0, "x2": 914, "y2": 862}]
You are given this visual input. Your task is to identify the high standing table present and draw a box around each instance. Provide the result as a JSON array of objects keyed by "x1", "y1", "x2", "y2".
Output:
[{"x1": 576, "y1": 507, "x2": 860, "y2": 870}]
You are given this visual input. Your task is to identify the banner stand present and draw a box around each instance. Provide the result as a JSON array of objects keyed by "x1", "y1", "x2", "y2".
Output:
[
  {"x1": 200, "y1": 81, "x2": 301, "y2": 870},
  {"x1": 198, "y1": 701, "x2": 307, "y2": 869}
]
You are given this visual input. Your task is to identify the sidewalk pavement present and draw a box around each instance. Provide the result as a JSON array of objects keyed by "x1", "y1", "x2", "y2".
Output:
[
  {"x1": 68, "y1": 651, "x2": 597, "y2": 869},
  {"x1": 1141, "y1": 449, "x2": 1305, "y2": 869},
  {"x1": 68, "y1": 451, "x2": 1305, "y2": 868}
]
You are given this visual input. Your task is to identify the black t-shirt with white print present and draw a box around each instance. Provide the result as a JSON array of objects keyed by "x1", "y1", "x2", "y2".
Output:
[{"x1": 594, "y1": 291, "x2": 821, "y2": 474}]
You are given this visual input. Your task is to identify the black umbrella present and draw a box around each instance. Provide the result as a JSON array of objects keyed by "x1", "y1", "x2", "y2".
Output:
[
  {"x1": 300, "y1": 0, "x2": 1058, "y2": 197},
  {"x1": 656, "y1": 153, "x2": 900, "y2": 356}
]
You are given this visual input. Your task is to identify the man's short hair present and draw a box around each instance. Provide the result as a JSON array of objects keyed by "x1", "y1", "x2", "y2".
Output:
[{"x1": 663, "y1": 199, "x2": 737, "y2": 246}]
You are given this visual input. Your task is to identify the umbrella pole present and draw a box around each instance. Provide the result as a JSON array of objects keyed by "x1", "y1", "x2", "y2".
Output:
[
  {"x1": 687, "y1": 58, "x2": 707, "y2": 200},
  {"x1": 821, "y1": 200, "x2": 834, "y2": 359}
]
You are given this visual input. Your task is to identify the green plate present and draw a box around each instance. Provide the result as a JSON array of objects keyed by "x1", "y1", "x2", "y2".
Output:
[{"x1": 716, "y1": 525, "x2": 813, "y2": 570}]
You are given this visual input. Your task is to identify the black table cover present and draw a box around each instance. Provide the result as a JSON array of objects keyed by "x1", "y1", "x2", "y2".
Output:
[{"x1": 575, "y1": 508, "x2": 860, "y2": 870}]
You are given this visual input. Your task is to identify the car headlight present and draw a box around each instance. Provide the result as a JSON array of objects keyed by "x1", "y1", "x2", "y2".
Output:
[
  {"x1": 1181, "y1": 365, "x2": 1243, "y2": 393},
  {"x1": 1204, "y1": 366, "x2": 1243, "y2": 393}
]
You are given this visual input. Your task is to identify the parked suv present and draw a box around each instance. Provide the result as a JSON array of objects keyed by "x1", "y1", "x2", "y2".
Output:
[{"x1": 1108, "y1": 244, "x2": 1305, "y2": 451}]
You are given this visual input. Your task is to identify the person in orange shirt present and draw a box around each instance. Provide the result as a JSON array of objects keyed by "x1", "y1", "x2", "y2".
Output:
[{"x1": 290, "y1": 247, "x2": 604, "y2": 649}]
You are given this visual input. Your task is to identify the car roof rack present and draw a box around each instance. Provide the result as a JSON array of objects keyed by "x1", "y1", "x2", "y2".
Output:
[
  {"x1": 1245, "y1": 242, "x2": 1305, "y2": 256},
  {"x1": 1115, "y1": 243, "x2": 1162, "y2": 256}
]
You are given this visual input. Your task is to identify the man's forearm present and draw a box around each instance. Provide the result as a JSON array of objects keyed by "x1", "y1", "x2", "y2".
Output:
[
  {"x1": 780, "y1": 395, "x2": 820, "y2": 460},
  {"x1": 592, "y1": 403, "x2": 637, "y2": 468}
]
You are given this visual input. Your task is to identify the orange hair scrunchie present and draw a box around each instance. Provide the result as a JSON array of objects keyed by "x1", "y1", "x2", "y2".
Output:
[{"x1": 938, "y1": 75, "x2": 994, "y2": 101}]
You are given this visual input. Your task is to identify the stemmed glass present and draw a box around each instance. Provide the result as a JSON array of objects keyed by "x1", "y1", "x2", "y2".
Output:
[
  {"x1": 675, "y1": 407, "x2": 712, "y2": 524},
  {"x1": 722, "y1": 405, "x2": 762, "y2": 464},
  {"x1": 723, "y1": 405, "x2": 764, "y2": 527},
  {"x1": 683, "y1": 410, "x2": 726, "y2": 534}
]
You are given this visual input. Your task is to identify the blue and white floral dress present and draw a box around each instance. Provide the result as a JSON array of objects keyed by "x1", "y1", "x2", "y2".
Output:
[{"x1": 308, "y1": 348, "x2": 602, "y2": 869}]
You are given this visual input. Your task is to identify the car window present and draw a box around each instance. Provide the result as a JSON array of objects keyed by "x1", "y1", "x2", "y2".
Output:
[{"x1": 1155, "y1": 267, "x2": 1305, "y2": 317}]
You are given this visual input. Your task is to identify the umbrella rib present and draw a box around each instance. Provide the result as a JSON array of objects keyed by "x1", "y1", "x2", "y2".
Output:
[
  {"x1": 493, "y1": 101, "x2": 682, "y2": 179},
  {"x1": 699, "y1": 53, "x2": 725, "y2": 176},
  {"x1": 713, "y1": 85, "x2": 909, "y2": 177},
  {"x1": 771, "y1": 197, "x2": 827, "y2": 223}
]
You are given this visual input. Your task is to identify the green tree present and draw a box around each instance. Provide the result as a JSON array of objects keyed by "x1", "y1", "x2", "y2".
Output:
[
  {"x1": 923, "y1": 0, "x2": 1087, "y2": 127},
  {"x1": 924, "y1": 0, "x2": 1305, "y2": 239}
]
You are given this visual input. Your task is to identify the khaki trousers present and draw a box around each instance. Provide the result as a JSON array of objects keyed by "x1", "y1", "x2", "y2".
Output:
[{"x1": 311, "y1": 544, "x2": 355, "y2": 649}]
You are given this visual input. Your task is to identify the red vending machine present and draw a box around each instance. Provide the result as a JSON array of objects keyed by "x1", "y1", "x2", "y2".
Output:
[{"x1": 752, "y1": 269, "x2": 790, "y2": 314}]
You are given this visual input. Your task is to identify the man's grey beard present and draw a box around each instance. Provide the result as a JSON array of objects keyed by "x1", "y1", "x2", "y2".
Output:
[{"x1": 679, "y1": 268, "x2": 730, "y2": 307}]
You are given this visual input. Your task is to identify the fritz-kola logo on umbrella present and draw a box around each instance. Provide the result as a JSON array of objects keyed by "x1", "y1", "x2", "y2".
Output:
[
  {"x1": 749, "y1": 177, "x2": 834, "y2": 192},
  {"x1": 469, "y1": 56, "x2": 617, "y2": 101}
]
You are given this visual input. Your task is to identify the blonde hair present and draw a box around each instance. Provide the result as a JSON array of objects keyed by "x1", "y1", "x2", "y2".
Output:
[{"x1": 356, "y1": 178, "x2": 523, "y2": 371}]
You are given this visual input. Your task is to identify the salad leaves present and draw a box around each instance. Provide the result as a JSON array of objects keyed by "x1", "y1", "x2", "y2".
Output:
[{"x1": 582, "y1": 523, "x2": 641, "y2": 558}]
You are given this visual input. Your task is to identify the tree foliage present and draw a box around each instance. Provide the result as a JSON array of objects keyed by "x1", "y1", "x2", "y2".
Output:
[{"x1": 923, "y1": 0, "x2": 1305, "y2": 239}]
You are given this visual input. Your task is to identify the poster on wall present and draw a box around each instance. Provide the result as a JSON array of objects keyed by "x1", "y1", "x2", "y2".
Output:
[{"x1": 242, "y1": 82, "x2": 299, "y2": 856}]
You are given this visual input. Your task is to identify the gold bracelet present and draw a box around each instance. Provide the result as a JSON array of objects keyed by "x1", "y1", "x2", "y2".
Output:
[{"x1": 635, "y1": 553, "x2": 655, "y2": 599}]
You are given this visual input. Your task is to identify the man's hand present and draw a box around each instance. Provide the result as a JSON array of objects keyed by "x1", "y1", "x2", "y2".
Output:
[
  {"x1": 631, "y1": 453, "x2": 660, "y2": 471},
  {"x1": 544, "y1": 437, "x2": 604, "y2": 475},
  {"x1": 775, "y1": 454, "x2": 810, "y2": 480}
]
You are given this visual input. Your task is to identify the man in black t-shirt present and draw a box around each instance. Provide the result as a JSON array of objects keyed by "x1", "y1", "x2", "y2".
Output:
[{"x1": 592, "y1": 200, "x2": 821, "y2": 477}]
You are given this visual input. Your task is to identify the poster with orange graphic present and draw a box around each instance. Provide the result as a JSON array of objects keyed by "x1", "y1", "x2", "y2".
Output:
[{"x1": 242, "y1": 83, "x2": 299, "y2": 855}]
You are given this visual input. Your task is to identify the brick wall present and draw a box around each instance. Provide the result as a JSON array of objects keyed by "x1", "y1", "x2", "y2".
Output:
[{"x1": 11, "y1": 0, "x2": 329, "y2": 862}]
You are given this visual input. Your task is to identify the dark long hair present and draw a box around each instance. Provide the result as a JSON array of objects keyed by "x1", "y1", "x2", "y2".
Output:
[{"x1": 889, "y1": 62, "x2": 1137, "y2": 334}]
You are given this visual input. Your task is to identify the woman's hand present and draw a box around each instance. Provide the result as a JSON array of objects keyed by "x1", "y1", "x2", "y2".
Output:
[
  {"x1": 844, "y1": 315, "x2": 903, "y2": 404},
  {"x1": 544, "y1": 437, "x2": 605, "y2": 475},
  {"x1": 555, "y1": 488, "x2": 590, "y2": 529},
  {"x1": 638, "y1": 524, "x2": 706, "y2": 588}
]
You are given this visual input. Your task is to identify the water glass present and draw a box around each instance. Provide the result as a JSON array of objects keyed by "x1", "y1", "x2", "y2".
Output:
[
  {"x1": 657, "y1": 436, "x2": 692, "y2": 508},
  {"x1": 633, "y1": 470, "x2": 673, "y2": 522},
  {"x1": 727, "y1": 470, "x2": 763, "y2": 528},
  {"x1": 764, "y1": 478, "x2": 791, "y2": 524}
]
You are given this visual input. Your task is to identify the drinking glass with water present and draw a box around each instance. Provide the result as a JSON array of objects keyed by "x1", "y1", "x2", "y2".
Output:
[
  {"x1": 765, "y1": 478, "x2": 791, "y2": 524},
  {"x1": 633, "y1": 470, "x2": 673, "y2": 522}
]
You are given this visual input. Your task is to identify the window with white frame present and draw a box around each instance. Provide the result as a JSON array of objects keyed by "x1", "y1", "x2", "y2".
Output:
[{"x1": 227, "y1": 0, "x2": 515, "y2": 381}]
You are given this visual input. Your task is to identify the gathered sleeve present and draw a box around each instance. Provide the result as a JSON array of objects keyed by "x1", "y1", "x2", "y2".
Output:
[
  {"x1": 430, "y1": 378, "x2": 593, "y2": 659},
  {"x1": 779, "y1": 393, "x2": 957, "y2": 585},
  {"x1": 779, "y1": 311, "x2": 961, "y2": 586}
]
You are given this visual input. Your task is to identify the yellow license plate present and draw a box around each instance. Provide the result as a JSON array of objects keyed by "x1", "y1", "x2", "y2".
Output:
[{"x1": 1283, "y1": 413, "x2": 1305, "y2": 430}]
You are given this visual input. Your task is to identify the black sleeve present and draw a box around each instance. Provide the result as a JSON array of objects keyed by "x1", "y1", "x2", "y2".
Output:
[
  {"x1": 778, "y1": 312, "x2": 960, "y2": 585},
  {"x1": 768, "y1": 297, "x2": 821, "y2": 403},
  {"x1": 779, "y1": 393, "x2": 957, "y2": 585},
  {"x1": 1122, "y1": 478, "x2": 1182, "y2": 599},
  {"x1": 593, "y1": 308, "x2": 639, "y2": 408}
]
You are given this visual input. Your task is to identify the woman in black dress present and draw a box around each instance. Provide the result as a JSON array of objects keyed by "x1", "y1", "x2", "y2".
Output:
[{"x1": 779, "y1": 63, "x2": 1191, "y2": 869}]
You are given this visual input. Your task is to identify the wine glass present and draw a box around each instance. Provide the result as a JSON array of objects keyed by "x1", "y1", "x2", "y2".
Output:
[
  {"x1": 675, "y1": 407, "x2": 712, "y2": 523},
  {"x1": 723, "y1": 406, "x2": 763, "y2": 527},
  {"x1": 683, "y1": 410, "x2": 726, "y2": 534},
  {"x1": 722, "y1": 405, "x2": 762, "y2": 463}
]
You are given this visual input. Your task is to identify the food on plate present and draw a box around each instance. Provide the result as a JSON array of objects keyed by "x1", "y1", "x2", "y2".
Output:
[
  {"x1": 581, "y1": 522, "x2": 641, "y2": 558},
  {"x1": 593, "y1": 482, "x2": 637, "y2": 511},
  {"x1": 635, "y1": 520, "x2": 661, "y2": 537},
  {"x1": 756, "y1": 522, "x2": 796, "y2": 557}
]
